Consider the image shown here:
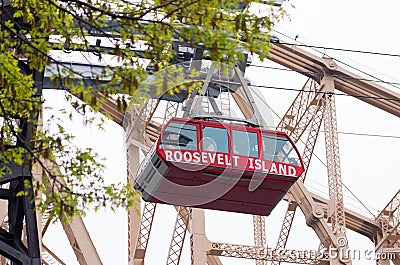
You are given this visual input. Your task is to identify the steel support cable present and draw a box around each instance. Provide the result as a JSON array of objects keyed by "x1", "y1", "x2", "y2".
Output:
[
  {"x1": 272, "y1": 28, "x2": 400, "y2": 58},
  {"x1": 306, "y1": 179, "x2": 378, "y2": 217},
  {"x1": 278, "y1": 43, "x2": 400, "y2": 58},
  {"x1": 252, "y1": 85, "x2": 400, "y2": 141},
  {"x1": 272, "y1": 29, "x2": 400, "y2": 91},
  {"x1": 36, "y1": 60, "x2": 400, "y2": 102},
  {"x1": 274, "y1": 27, "x2": 400, "y2": 93},
  {"x1": 249, "y1": 64, "x2": 400, "y2": 87},
  {"x1": 250, "y1": 83, "x2": 400, "y2": 102},
  {"x1": 7, "y1": 16, "x2": 400, "y2": 97}
]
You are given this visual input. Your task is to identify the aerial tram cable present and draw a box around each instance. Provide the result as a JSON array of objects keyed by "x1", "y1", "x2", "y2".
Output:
[
  {"x1": 251, "y1": 84, "x2": 400, "y2": 102},
  {"x1": 332, "y1": 131, "x2": 400, "y2": 139},
  {"x1": 278, "y1": 42, "x2": 400, "y2": 58},
  {"x1": 272, "y1": 29, "x2": 400, "y2": 91},
  {"x1": 272, "y1": 27, "x2": 400, "y2": 58},
  {"x1": 41, "y1": 50, "x2": 400, "y2": 103},
  {"x1": 305, "y1": 178, "x2": 378, "y2": 218},
  {"x1": 28, "y1": 30, "x2": 400, "y2": 96},
  {"x1": 250, "y1": 64, "x2": 400, "y2": 87},
  {"x1": 250, "y1": 85, "x2": 400, "y2": 140},
  {"x1": 42, "y1": 58, "x2": 400, "y2": 103}
]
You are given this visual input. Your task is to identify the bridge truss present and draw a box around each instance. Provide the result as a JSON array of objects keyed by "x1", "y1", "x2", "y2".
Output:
[{"x1": 121, "y1": 43, "x2": 400, "y2": 265}]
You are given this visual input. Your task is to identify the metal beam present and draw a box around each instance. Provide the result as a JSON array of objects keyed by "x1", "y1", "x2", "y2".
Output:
[
  {"x1": 134, "y1": 202, "x2": 157, "y2": 264},
  {"x1": 189, "y1": 209, "x2": 211, "y2": 265},
  {"x1": 41, "y1": 244, "x2": 66, "y2": 265},
  {"x1": 42, "y1": 161, "x2": 103, "y2": 265},
  {"x1": 166, "y1": 206, "x2": 190, "y2": 265},
  {"x1": 309, "y1": 192, "x2": 380, "y2": 241},
  {"x1": 322, "y1": 76, "x2": 347, "y2": 238},
  {"x1": 289, "y1": 181, "x2": 350, "y2": 264},
  {"x1": 375, "y1": 189, "x2": 400, "y2": 251},
  {"x1": 269, "y1": 43, "x2": 400, "y2": 117},
  {"x1": 125, "y1": 98, "x2": 160, "y2": 265},
  {"x1": 253, "y1": 215, "x2": 266, "y2": 265},
  {"x1": 277, "y1": 78, "x2": 322, "y2": 139},
  {"x1": 273, "y1": 80, "x2": 325, "y2": 265},
  {"x1": 59, "y1": 215, "x2": 102, "y2": 265},
  {"x1": 209, "y1": 241, "x2": 322, "y2": 264}
]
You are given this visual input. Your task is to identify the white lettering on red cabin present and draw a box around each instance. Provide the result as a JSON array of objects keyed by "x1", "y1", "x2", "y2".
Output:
[
  {"x1": 163, "y1": 150, "x2": 297, "y2": 176},
  {"x1": 193, "y1": 152, "x2": 201, "y2": 163},
  {"x1": 232, "y1": 155, "x2": 239, "y2": 166},
  {"x1": 270, "y1": 163, "x2": 277, "y2": 174}
]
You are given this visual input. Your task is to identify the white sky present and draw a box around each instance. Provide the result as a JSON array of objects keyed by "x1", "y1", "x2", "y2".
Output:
[{"x1": 42, "y1": 0, "x2": 400, "y2": 264}]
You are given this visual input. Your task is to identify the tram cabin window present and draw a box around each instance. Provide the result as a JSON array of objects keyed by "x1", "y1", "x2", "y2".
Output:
[
  {"x1": 160, "y1": 123, "x2": 198, "y2": 150},
  {"x1": 232, "y1": 130, "x2": 258, "y2": 157},
  {"x1": 202, "y1": 126, "x2": 228, "y2": 153},
  {"x1": 263, "y1": 135, "x2": 300, "y2": 166}
]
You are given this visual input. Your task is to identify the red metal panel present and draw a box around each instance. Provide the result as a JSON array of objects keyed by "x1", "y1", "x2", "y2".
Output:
[
  {"x1": 140, "y1": 166, "x2": 295, "y2": 215},
  {"x1": 136, "y1": 117, "x2": 304, "y2": 215}
]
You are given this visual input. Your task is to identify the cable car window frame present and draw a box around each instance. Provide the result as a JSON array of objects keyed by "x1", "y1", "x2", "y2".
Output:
[
  {"x1": 201, "y1": 125, "x2": 229, "y2": 153},
  {"x1": 160, "y1": 122, "x2": 199, "y2": 151},
  {"x1": 231, "y1": 129, "x2": 260, "y2": 158},
  {"x1": 262, "y1": 134, "x2": 301, "y2": 166}
]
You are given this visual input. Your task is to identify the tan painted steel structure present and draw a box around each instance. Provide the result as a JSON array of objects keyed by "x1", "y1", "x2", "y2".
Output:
[
  {"x1": 269, "y1": 44, "x2": 400, "y2": 118},
  {"x1": 1, "y1": 42, "x2": 399, "y2": 265},
  {"x1": 123, "y1": 43, "x2": 400, "y2": 265}
]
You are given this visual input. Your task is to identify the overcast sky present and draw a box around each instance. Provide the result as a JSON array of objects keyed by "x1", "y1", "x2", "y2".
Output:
[{"x1": 42, "y1": 1, "x2": 400, "y2": 264}]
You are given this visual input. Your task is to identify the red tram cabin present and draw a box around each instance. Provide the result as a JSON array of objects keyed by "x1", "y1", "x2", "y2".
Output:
[{"x1": 134, "y1": 117, "x2": 304, "y2": 216}]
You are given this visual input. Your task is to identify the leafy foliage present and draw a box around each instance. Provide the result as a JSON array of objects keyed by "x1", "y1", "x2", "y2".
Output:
[{"x1": 0, "y1": 0, "x2": 285, "y2": 220}]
